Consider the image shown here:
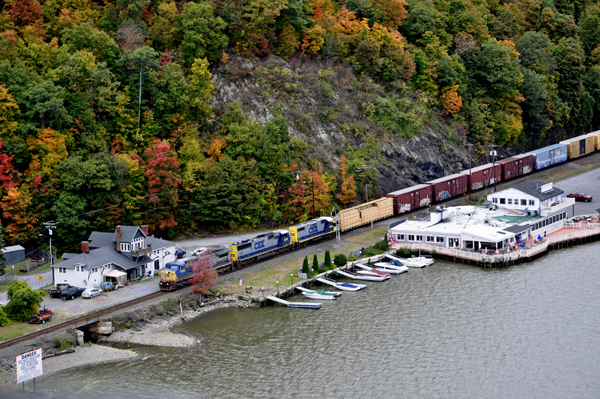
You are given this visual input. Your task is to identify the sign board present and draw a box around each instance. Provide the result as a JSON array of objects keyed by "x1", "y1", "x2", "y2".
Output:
[
  {"x1": 16, "y1": 348, "x2": 43, "y2": 383},
  {"x1": 38, "y1": 275, "x2": 43, "y2": 281},
  {"x1": 540, "y1": 182, "x2": 553, "y2": 193}
]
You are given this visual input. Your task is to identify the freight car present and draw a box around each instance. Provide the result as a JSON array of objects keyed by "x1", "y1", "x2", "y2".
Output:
[
  {"x1": 425, "y1": 173, "x2": 469, "y2": 202},
  {"x1": 386, "y1": 185, "x2": 432, "y2": 214},
  {"x1": 591, "y1": 130, "x2": 600, "y2": 151},
  {"x1": 528, "y1": 143, "x2": 568, "y2": 170},
  {"x1": 460, "y1": 163, "x2": 502, "y2": 191},
  {"x1": 560, "y1": 133, "x2": 597, "y2": 159},
  {"x1": 159, "y1": 261, "x2": 194, "y2": 291},
  {"x1": 496, "y1": 153, "x2": 533, "y2": 181},
  {"x1": 338, "y1": 197, "x2": 394, "y2": 231}
]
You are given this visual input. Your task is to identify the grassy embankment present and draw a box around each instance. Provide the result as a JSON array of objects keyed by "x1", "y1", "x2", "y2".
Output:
[{"x1": 217, "y1": 225, "x2": 388, "y2": 296}]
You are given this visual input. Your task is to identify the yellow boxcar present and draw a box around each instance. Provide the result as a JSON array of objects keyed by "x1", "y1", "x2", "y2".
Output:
[
  {"x1": 560, "y1": 133, "x2": 596, "y2": 159},
  {"x1": 339, "y1": 197, "x2": 393, "y2": 232},
  {"x1": 590, "y1": 129, "x2": 600, "y2": 151}
]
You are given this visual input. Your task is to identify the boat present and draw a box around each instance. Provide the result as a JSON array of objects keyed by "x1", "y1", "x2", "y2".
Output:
[
  {"x1": 372, "y1": 259, "x2": 408, "y2": 274},
  {"x1": 354, "y1": 263, "x2": 392, "y2": 279},
  {"x1": 296, "y1": 286, "x2": 341, "y2": 300},
  {"x1": 316, "y1": 277, "x2": 367, "y2": 291},
  {"x1": 385, "y1": 254, "x2": 428, "y2": 268},
  {"x1": 336, "y1": 269, "x2": 389, "y2": 282},
  {"x1": 411, "y1": 255, "x2": 434, "y2": 265}
]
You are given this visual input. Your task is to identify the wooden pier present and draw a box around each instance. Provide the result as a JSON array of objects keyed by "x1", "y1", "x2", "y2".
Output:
[{"x1": 392, "y1": 219, "x2": 600, "y2": 267}]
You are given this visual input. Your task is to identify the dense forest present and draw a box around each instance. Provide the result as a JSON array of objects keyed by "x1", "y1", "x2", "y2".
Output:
[{"x1": 0, "y1": 0, "x2": 599, "y2": 255}]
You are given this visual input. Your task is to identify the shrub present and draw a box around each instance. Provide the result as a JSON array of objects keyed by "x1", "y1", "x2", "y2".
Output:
[
  {"x1": 156, "y1": 311, "x2": 163, "y2": 316},
  {"x1": 0, "y1": 306, "x2": 9, "y2": 327},
  {"x1": 302, "y1": 257, "x2": 309, "y2": 274},
  {"x1": 324, "y1": 250, "x2": 332, "y2": 269},
  {"x1": 53, "y1": 336, "x2": 76, "y2": 351},
  {"x1": 312, "y1": 255, "x2": 319, "y2": 274},
  {"x1": 348, "y1": 256, "x2": 357, "y2": 261},
  {"x1": 334, "y1": 254, "x2": 347, "y2": 267},
  {"x1": 396, "y1": 247, "x2": 411, "y2": 256},
  {"x1": 374, "y1": 238, "x2": 389, "y2": 251}
]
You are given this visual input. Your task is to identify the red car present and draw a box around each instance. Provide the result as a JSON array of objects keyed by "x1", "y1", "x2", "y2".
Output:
[{"x1": 567, "y1": 192, "x2": 593, "y2": 202}]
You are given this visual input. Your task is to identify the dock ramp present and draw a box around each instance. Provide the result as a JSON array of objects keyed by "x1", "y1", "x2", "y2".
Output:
[{"x1": 266, "y1": 295, "x2": 322, "y2": 309}]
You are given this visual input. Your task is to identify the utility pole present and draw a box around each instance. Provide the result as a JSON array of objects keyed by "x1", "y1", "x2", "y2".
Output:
[
  {"x1": 485, "y1": 145, "x2": 498, "y2": 193},
  {"x1": 365, "y1": 182, "x2": 372, "y2": 203},
  {"x1": 43, "y1": 221, "x2": 56, "y2": 285},
  {"x1": 152, "y1": 194, "x2": 159, "y2": 238},
  {"x1": 467, "y1": 144, "x2": 473, "y2": 201}
]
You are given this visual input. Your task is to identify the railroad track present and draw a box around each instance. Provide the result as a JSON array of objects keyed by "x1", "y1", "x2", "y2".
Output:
[{"x1": 0, "y1": 291, "x2": 168, "y2": 351}]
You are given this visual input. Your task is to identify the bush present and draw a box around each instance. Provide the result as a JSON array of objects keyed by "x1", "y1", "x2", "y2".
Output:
[
  {"x1": 312, "y1": 255, "x2": 319, "y2": 274},
  {"x1": 324, "y1": 250, "x2": 332, "y2": 269},
  {"x1": 0, "y1": 306, "x2": 9, "y2": 327},
  {"x1": 302, "y1": 257, "x2": 309, "y2": 274},
  {"x1": 374, "y1": 238, "x2": 389, "y2": 251},
  {"x1": 5, "y1": 281, "x2": 43, "y2": 322},
  {"x1": 396, "y1": 247, "x2": 411, "y2": 256},
  {"x1": 53, "y1": 336, "x2": 76, "y2": 351},
  {"x1": 348, "y1": 256, "x2": 357, "y2": 261},
  {"x1": 334, "y1": 254, "x2": 347, "y2": 267}
]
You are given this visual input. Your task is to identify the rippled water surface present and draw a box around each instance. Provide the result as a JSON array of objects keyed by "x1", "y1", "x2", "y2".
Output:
[{"x1": 38, "y1": 242, "x2": 600, "y2": 398}]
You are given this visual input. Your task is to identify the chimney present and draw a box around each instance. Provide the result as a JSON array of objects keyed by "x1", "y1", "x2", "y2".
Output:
[
  {"x1": 116, "y1": 226, "x2": 121, "y2": 252},
  {"x1": 81, "y1": 241, "x2": 89, "y2": 253},
  {"x1": 141, "y1": 225, "x2": 149, "y2": 236}
]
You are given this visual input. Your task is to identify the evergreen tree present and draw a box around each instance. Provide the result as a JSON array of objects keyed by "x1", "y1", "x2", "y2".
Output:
[
  {"x1": 324, "y1": 250, "x2": 332, "y2": 270},
  {"x1": 312, "y1": 254, "x2": 319, "y2": 274},
  {"x1": 302, "y1": 256, "x2": 309, "y2": 275}
]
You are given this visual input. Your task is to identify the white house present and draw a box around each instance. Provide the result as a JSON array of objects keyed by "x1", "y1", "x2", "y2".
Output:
[{"x1": 53, "y1": 225, "x2": 180, "y2": 289}]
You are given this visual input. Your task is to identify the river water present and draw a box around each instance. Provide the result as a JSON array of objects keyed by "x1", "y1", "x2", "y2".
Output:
[{"x1": 37, "y1": 242, "x2": 600, "y2": 399}]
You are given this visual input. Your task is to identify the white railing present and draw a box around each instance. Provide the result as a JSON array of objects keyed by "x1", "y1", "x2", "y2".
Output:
[
  {"x1": 589, "y1": 222, "x2": 600, "y2": 229},
  {"x1": 564, "y1": 222, "x2": 582, "y2": 229}
]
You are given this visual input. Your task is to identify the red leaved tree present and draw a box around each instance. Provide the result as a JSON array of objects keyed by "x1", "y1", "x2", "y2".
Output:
[
  {"x1": 144, "y1": 139, "x2": 181, "y2": 230},
  {"x1": 0, "y1": 141, "x2": 15, "y2": 189},
  {"x1": 190, "y1": 254, "x2": 218, "y2": 296},
  {"x1": 336, "y1": 156, "x2": 356, "y2": 205}
]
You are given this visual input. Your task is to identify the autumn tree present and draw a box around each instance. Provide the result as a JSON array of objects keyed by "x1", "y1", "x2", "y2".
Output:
[
  {"x1": 144, "y1": 140, "x2": 181, "y2": 231},
  {"x1": 179, "y1": 2, "x2": 228, "y2": 64},
  {"x1": 190, "y1": 253, "x2": 218, "y2": 296},
  {"x1": 336, "y1": 155, "x2": 355, "y2": 204}
]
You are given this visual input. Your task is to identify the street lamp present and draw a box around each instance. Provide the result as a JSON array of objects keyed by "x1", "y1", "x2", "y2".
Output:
[
  {"x1": 290, "y1": 274, "x2": 293, "y2": 286},
  {"x1": 261, "y1": 287, "x2": 264, "y2": 297},
  {"x1": 12, "y1": 265, "x2": 14, "y2": 280},
  {"x1": 276, "y1": 281, "x2": 279, "y2": 295}
]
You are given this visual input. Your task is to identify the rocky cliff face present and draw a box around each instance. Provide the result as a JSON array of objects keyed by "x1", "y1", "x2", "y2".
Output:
[{"x1": 212, "y1": 54, "x2": 471, "y2": 198}]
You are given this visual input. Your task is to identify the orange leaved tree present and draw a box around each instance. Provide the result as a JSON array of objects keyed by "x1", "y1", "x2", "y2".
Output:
[{"x1": 190, "y1": 253, "x2": 218, "y2": 296}]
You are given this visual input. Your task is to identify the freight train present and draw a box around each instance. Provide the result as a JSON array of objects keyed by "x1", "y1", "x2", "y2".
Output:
[{"x1": 160, "y1": 130, "x2": 600, "y2": 290}]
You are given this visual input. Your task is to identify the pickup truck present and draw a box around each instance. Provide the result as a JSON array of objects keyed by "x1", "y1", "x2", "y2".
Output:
[
  {"x1": 566, "y1": 192, "x2": 593, "y2": 202},
  {"x1": 60, "y1": 287, "x2": 86, "y2": 300},
  {"x1": 49, "y1": 284, "x2": 72, "y2": 298}
]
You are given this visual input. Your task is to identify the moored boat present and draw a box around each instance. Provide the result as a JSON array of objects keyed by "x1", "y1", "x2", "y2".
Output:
[
  {"x1": 316, "y1": 277, "x2": 367, "y2": 291},
  {"x1": 354, "y1": 263, "x2": 392, "y2": 279},
  {"x1": 372, "y1": 260, "x2": 408, "y2": 274},
  {"x1": 296, "y1": 286, "x2": 342, "y2": 300}
]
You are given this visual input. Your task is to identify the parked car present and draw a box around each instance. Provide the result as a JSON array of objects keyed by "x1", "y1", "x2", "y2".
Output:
[
  {"x1": 175, "y1": 248, "x2": 186, "y2": 259},
  {"x1": 82, "y1": 288, "x2": 103, "y2": 298},
  {"x1": 567, "y1": 192, "x2": 593, "y2": 202},
  {"x1": 191, "y1": 247, "x2": 207, "y2": 256},
  {"x1": 49, "y1": 284, "x2": 72, "y2": 298},
  {"x1": 60, "y1": 287, "x2": 86, "y2": 300}
]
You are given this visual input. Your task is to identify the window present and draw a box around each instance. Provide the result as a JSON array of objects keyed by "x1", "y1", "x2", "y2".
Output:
[
  {"x1": 58, "y1": 267, "x2": 66, "y2": 273},
  {"x1": 416, "y1": 235, "x2": 423, "y2": 241},
  {"x1": 408, "y1": 235, "x2": 415, "y2": 241},
  {"x1": 427, "y1": 236, "x2": 434, "y2": 242},
  {"x1": 436, "y1": 237, "x2": 444, "y2": 243},
  {"x1": 508, "y1": 199, "x2": 512, "y2": 205},
  {"x1": 104, "y1": 264, "x2": 110, "y2": 270},
  {"x1": 154, "y1": 260, "x2": 160, "y2": 270},
  {"x1": 529, "y1": 200, "x2": 535, "y2": 205},
  {"x1": 397, "y1": 234, "x2": 405, "y2": 240},
  {"x1": 492, "y1": 198, "x2": 498, "y2": 203},
  {"x1": 500, "y1": 198, "x2": 506, "y2": 204},
  {"x1": 521, "y1": 199, "x2": 527, "y2": 205},
  {"x1": 448, "y1": 238, "x2": 459, "y2": 247}
]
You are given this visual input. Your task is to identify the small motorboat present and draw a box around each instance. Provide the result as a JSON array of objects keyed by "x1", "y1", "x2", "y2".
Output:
[
  {"x1": 372, "y1": 259, "x2": 408, "y2": 274},
  {"x1": 296, "y1": 286, "x2": 342, "y2": 300},
  {"x1": 316, "y1": 277, "x2": 367, "y2": 291},
  {"x1": 354, "y1": 263, "x2": 392, "y2": 279},
  {"x1": 384, "y1": 254, "x2": 428, "y2": 268},
  {"x1": 337, "y1": 269, "x2": 389, "y2": 282},
  {"x1": 412, "y1": 255, "x2": 434, "y2": 265}
]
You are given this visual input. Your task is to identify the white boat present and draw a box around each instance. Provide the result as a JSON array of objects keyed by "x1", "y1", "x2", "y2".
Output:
[
  {"x1": 337, "y1": 269, "x2": 389, "y2": 282},
  {"x1": 412, "y1": 255, "x2": 434, "y2": 265},
  {"x1": 385, "y1": 254, "x2": 427, "y2": 268},
  {"x1": 316, "y1": 277, "x2": 367, "y2": 291},
  {"x1": 354, "y1": 263, "x2": 392, "y2": 279},
  {"x1": 372, "y1": 259, "x2": 408, "y2": 274},
  {"x1": 296, "y1": 286, "x2": 341, "y2": 300}
]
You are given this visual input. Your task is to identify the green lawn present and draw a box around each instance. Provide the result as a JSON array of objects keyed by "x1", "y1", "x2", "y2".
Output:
[{"x1": 220, "y1": 225, "x2": 389, "y2": 295}]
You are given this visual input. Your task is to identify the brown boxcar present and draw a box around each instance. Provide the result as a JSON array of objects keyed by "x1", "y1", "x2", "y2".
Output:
[
  {"x1": 590, "y1": 129, "x2": 600, "y2": 151},
  {"x1": 425, "y1": 173, "x2": 468, "y2": 202},
  {"x1": 339, "y1": 197, "x2": 393, "y2": 232},
  {"x1": 560, "y1": 133, "x2": 596, "y2": 159},
  {"x1": 497, "y1": 153, "x2": 533, "y2": 181},
  {"x1": 386, "y1": 184, "x2": 432, "y2": 214},
  {"x1": 459, "y1": 163, "x2": 502, "y2": 191}
]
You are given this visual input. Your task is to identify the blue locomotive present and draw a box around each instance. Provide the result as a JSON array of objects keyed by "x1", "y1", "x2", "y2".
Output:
[{"x1": 159, "y1": 261, "x2": 193, "y2": 291}]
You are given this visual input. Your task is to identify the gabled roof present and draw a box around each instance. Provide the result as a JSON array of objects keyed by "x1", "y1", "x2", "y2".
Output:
[
  {"x1": 88, "y1": 232, "x2": 113, "y2": 249},
  {"x1": 110, "y1": 226, "x2": 146, "y2": 243},
  {"x1": 55, "y1": 246, "x2": 151, "y2": 271},
  {"x1": 512, "y1": 180, "x2": 564, "y2": 201}
]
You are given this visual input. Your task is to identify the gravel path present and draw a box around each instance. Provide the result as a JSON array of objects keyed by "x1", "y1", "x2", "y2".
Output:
[{"x1": 42, "y1": 344, "x2": 137, "y2": 376}]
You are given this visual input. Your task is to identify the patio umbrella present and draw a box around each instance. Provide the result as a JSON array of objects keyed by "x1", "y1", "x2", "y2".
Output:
[
  {"x1": 522, "y1": 242, "x2": 526, "y2": 248},
  {"x1": 507, "y1": 247, "x2": 511, "y2": 253},
  {"x1": 538, "y1": 234, "x2": 542, "y2": 240},
  {"x1": 484, "y1": 247, "x2": 487, "y2": 254},
  {"x1": 495, "y1": 248, "x2": 499, "y2": 254}
]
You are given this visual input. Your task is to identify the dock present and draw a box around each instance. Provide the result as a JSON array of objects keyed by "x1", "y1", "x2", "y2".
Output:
[
  {"x1": 316, "y1": 277, "x2": 367, "y2": 291},
  {"x1": 266, "y1": 295, "x2": 322, "y2": 309}
]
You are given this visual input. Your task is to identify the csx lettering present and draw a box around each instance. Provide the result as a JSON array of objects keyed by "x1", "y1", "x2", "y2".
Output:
[
  {"x1": 309, "y1": 226, "x2": 318, "y2": 233},
  {"x1": 254, "y1": 241, "x2": 265, "y2": 249}
]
